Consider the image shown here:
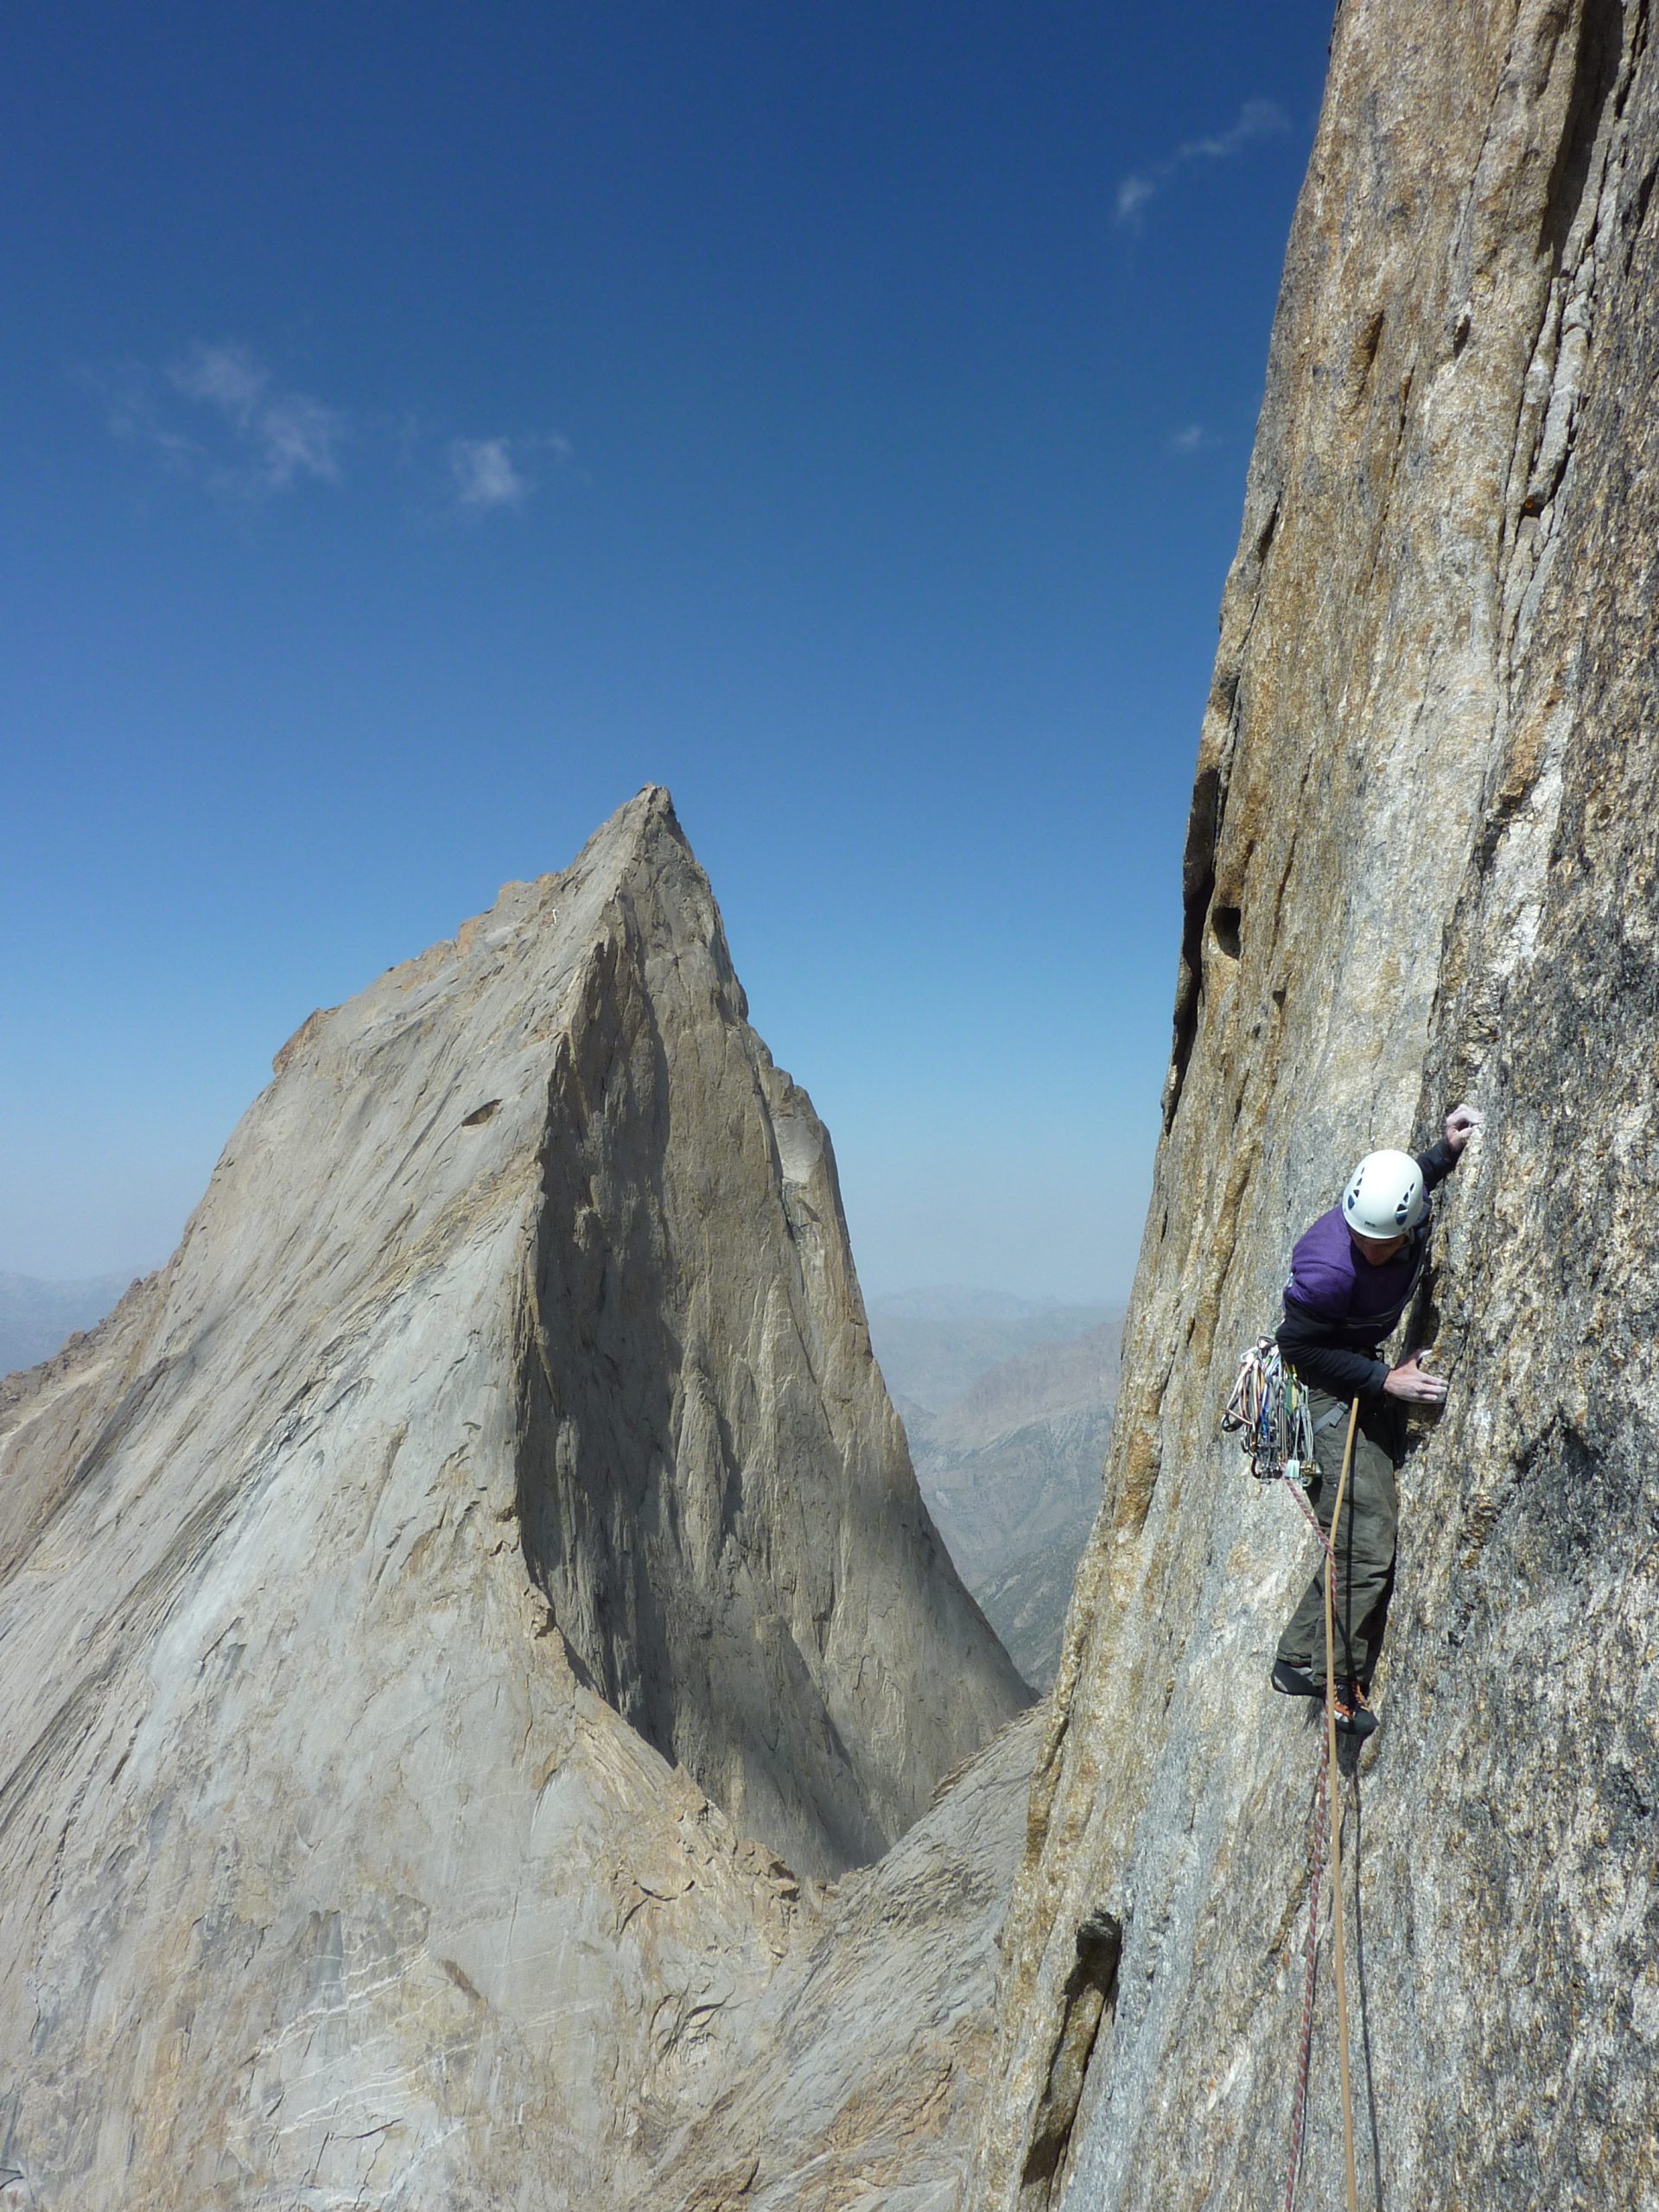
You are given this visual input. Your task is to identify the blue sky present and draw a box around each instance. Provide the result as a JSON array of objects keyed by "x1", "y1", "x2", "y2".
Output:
[{"x1": 2, "y1": 3, "x2": 1333, "y2": 1299}]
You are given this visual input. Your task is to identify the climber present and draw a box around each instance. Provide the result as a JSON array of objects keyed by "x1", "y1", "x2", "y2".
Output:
[{"x1": 1270, "y1": 1101, "x2": 1484, "y2": 1738}]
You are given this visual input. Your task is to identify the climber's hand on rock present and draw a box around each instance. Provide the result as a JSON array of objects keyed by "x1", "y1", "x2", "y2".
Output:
[
  {"x1": 1383, "y1": 1354, "x2": 1447, "y2": 1404},
  {"x1": 1445, "y1": 1102, "x2": 1484, "y2": 1155}
]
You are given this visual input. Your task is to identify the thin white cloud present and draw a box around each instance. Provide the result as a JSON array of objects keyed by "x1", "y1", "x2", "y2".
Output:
[
  {"x1": 1168, "y1": 423, "x2": 1207, "y2": 454},
  {"x1": 1115, "y1": 99, "x2": 1288, "y2": 230},
  {"x1": 447, "y1": 432, "x2": 572, "y2": 515},
  {"x1": 93, "y1": 340, "x2": 346, "y2": 494},
  {"x1": 253, "y1": 392, "x2": 345, "y2": 487},
  {"x1": 1178, "y1": 98, "x2": 1287, "y2": 163},
  {"x1": 88, "y1": 363, "x2": 202, "y2": 468},
  {"x1": 449, "y1": 436, "x2": 528, "y2": 510},
  {"x1": 89, "y1": 343, "x2": 569, "y2": 515},
  {"x1": 168, "y1": 340, "x2": 346, "y2": 489},
  {"x1": 168, "y1": 340, "x2": 269, "y2": 426},
  {"x1": 1115, "y1": 175, "x2": 1156, "y2": 225}
]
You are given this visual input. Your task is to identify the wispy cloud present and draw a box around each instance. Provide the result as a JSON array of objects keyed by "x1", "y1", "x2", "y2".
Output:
[
  {"x1": 92, "y1": 340, "x2": 346, "y2": 495},
  {"x1": 92, "y1": 364, "x2": 207, "y2": 473},
  {"x1": 1115, "y1": 99, "x2": 1287, "y2": 229},
  {"x1": 1115, "y1": 175, "x2": 1157, "y2": 226},
  {"x1": 88, "y1": 342, "x2": 571, "y2": 518},
  {"x1": 252, "y1": 393, "x2": 346, "y2": 488},
  {"x1": 168, "y1": 340, "x2": 270, "y2": 427},
  {"x1": 1167, "y1": 423, "x2": 1209, "y2": 454},
  {"x1": 449, "y1": 435, "x2": 528, "y2": 511},
  {"x1": 1177, "y1": 99, "x2": 1288, "y2": 163},
  {"x1": 448, "y1": 432, "x2": 572, "y2": 516}
]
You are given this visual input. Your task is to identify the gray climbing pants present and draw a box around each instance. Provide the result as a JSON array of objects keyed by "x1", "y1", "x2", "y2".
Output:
[{"x1": 1275, "y1": 1386, "x2": 1402, "y2": 1690}]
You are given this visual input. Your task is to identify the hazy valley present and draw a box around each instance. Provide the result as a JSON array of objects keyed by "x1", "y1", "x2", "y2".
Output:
[{"x1": 868, "y1": 1292, "x2": 1122, "y2": 1688}]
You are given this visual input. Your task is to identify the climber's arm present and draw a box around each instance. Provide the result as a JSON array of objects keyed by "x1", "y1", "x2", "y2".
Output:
[{"x1": 1276, "y1": 1297, "x2": 1389, "y2": 1401}]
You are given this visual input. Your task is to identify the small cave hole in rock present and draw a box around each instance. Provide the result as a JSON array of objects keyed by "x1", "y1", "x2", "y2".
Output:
[
  {"x1": 1211, "y1": 905, "x2": 1243, "y2": 960},
  {"x1": 461, "y1": 1099, "x2": 501, "y2": 1128}
]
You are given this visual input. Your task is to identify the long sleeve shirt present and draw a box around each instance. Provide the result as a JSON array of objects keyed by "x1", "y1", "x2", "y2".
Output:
[{"x1": 1275, "y1": 1138, "x2": 1459, "y2": 1400}]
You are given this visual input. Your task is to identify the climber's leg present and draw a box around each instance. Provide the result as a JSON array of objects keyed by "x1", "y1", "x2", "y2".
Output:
[{"x1": 1274, "y1": 1389, "x2": 1400, "y2": 1690}]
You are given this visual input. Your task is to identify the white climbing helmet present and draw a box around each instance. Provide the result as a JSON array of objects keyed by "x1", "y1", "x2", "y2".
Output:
[{"x1": 1342, "y1": 1149, "x2": 1428, "y2": 1240}]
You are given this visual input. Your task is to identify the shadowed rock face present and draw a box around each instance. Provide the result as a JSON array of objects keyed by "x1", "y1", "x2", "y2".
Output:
[
  {"x1": 975, "y1": 4, "x2": 1659, "y2": 2209},
  {"x1": 502, "y1": 795, "x2": 1029, "y2": 1871},
  {"x1": 0, "y1": 787, "x2": 1029, "y2": 2209}
]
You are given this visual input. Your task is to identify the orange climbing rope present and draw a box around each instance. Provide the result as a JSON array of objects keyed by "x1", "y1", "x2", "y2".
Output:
[
  {"x1": 1284, "y1": 1689, "x2": 1330, "y2": 2210},
  {"x1": 1279, "y1": 1396, "x2": 1363, "y2": 2212}
]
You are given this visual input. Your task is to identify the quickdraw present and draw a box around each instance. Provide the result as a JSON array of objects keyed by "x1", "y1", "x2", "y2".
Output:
[{"x1": 1221, "y1": 1337, "x2": 1316, "y2": 1484}]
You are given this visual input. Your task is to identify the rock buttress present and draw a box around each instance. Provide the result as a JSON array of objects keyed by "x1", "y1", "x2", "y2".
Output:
[
  {"x1": 973, "y1": 3, "x2": 1659, "y2": 2208},
  {"x1": 512, "y1": 794, "x2": 1032, "y2": 1875},
  {"x1": 0, "y1": 786, "x2": 1028, "y2": 2210}
]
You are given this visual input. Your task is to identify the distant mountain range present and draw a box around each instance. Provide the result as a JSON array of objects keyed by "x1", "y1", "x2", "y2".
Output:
[
  {"x1": 864, "y1": 1286, "x2": 1096, "y2": 1321},
  {"x1": 865, "y1": 1287, "x2": 1118, "y2": 1412},
  {"x1": 867, "y1": 1294, "x2": 1126, "y2": 1690},
  {"x1": 0, "y1": 1271, "x2": 137, "y2": 1378}
]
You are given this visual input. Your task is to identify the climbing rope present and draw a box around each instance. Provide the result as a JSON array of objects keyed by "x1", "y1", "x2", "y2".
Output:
[
  {"x1": 1285, "y1": 1711, "x2": 1330, "y2": 2212},
  {"x1": 1321, "y1": 1396, "x2": 1363, "y2": 2212},
  {"x1": 1224, "y1": 1344, "x2": 1362, "y2": 2212},
  {"x1": 1278, "y1": 1395, "x2": 1362, "y2": 2212}
]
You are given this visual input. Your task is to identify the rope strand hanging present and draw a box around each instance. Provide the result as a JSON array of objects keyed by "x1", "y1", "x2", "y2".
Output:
[
  {"x1": 1225, "y1": 1344, "x2": 1362, "y2": 2212},
  {"x1": 1320, "y1": 1398, "x2": 1362, "y2": 2212}
]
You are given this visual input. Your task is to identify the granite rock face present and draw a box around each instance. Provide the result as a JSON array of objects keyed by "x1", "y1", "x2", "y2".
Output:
[
  {"x1": 974, "y1": 4, "x2": 1659, "y2": 2209},
  {"x1": 0, "y1": 787, "x2": 1029, "y2": 2209},
  {"x1": 658, "y1": 1704, "x2": 1044, "y2": 2212}
]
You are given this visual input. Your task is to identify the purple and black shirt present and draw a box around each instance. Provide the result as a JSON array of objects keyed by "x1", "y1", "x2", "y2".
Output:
[{"x1": 1275, "y1": 1138, "x2": 1459, "y2": 1400}]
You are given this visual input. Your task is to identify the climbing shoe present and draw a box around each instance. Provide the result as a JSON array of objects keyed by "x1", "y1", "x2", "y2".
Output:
[
  {"x1": 1271, "y1": 1659, "x2": 1321, "y2": 1700},
  {"x1": 1332, "y1": 1681, "x2": 1378, "y2": 1739}
]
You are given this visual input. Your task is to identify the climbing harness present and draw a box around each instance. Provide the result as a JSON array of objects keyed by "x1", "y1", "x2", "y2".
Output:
[{"x1": 1224, "y1": 1343, "x2": 1362, "y2": 2212}]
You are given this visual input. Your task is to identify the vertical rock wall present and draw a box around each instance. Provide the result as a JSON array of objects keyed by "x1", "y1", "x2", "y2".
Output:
[
  {"x1": 975, "y1": 3, "x2": 1659, "y2": 2206},
  {"x1": 510, "y1": 798, "x2": 1028, "y2": 1870}
]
